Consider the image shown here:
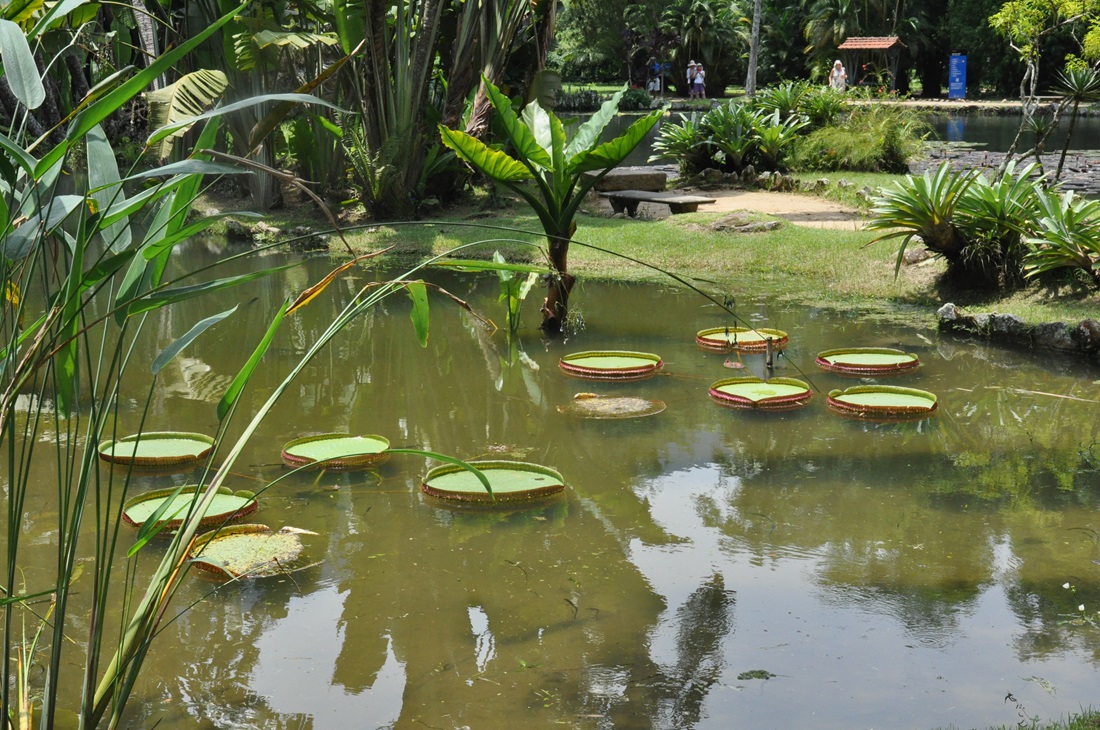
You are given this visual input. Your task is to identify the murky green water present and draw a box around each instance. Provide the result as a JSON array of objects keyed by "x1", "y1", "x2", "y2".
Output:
[{"x1": 11, "y1": 243, "x2": 1100, "y2": 729}]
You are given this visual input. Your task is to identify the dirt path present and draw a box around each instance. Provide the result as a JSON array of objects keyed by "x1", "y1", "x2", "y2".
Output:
[{"x1": 595, "y1": 189, "x2": 867, "y2": 230}]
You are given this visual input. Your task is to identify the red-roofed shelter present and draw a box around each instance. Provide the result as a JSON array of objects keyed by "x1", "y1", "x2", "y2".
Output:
[{"x1": 837, "y1": 36, "x2": 905, "y2": 90}]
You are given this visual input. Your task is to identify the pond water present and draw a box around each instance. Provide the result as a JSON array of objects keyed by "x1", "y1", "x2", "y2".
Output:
[{"x1": 12, "y1": 244, "x2": 1100, "y2": 729}]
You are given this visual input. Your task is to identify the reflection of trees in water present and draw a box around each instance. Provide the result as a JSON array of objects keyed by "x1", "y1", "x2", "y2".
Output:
[{"x1": 656, "y1": 574, "x2": 737, "y2": 729}]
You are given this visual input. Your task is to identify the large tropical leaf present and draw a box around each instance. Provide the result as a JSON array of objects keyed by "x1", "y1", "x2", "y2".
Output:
[
  {"x1": 483, "y1": 79, "x2": 551, "y2": 170},
  {"x1": 0, "y1": 18, "x2": 45, "y2": 109},
  {"x1": 87, "y1": 124, "x2": 132, "y2": 251},
  {"x1": 152, "y1": 307, "x2": 238, "y2": 375},
  {"x1": 146, "y1": 93, "x2": 340, "y2": 150},
  {"x1": 566, "y1": 85, "x2": 627, "y2": 159},
  {"x1": 570, "y1": 109, "x2": 663, "y2": 174},
  {"x1": 333, "y1": 0, "x2": 365, "y2": 54},
  {"x1": 406, "y1": 281, "x2": 429, "y2": 347},
  {"x1": 2, "y1": 0, "x2": 42, "y2": 24},
  {"x1": 439, "y1": 127, "x2": 532, "y2": 183},
  {"x1": 252, "y1": 29, "x2": 338, "y2": 50},
  {"x1": 144, "y1": 70, "x2": 229, "y2": 158}
]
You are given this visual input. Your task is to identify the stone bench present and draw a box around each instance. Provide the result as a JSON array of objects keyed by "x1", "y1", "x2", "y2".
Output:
[
  {"x1": 585, "y1": 167, "x2": 668, "y2": 192},
  {"x1": 599, "y1": 190, "x2": 717, "y2": 217}
]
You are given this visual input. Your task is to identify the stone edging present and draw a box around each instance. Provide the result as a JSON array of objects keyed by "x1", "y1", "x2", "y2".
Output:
[{"x1": 937, "y1": 303, "x2": 1100, "y2": 366}]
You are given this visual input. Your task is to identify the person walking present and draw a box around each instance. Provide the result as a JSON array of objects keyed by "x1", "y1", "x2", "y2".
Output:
[
  {"x1": 686, "y1": 60, "x2": 697, "y2": 98},
  {"x1": 829, "y1": 59, "x2": 847, "y2": 91}
]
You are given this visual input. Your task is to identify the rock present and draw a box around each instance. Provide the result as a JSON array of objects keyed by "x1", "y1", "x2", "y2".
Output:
[
  {"x1": 837, "y1": 179, "x2": 852, "y2": 188},
  {"x1": 902, "y1": 248, "x2": 934, "y2": 265},
  {"x1": 290, "y1": 226, "x2": 313, "y2": 237},
  {"x1": 225, "y1": 219, "x2": 254, "y2": 241},
  {"x1": 741, "y1": 165, "x2": 756, "y2": 182},
  {"x1": 1071, "y1": 319, "x2": 1100, "y2": 352},
  {"x1": 936, "y1": 302, "x2": 961, "y2": 322},
  {"x1": 988, "y1": 313, "x2": 1027, "y2": 338},
  {"x1": 815, "y1": 177, "x2": 830, "y2": 190},
  {"x1": 290, "y1": 233, "x2": 330, "y2": 251},
  {"x1": 585, "y1": 166, "x2": 667, "y2": 192},
  {"x1": 1031, "y1": 322, "x2": 1077, "y2": 351},
  {"x1": 701, "y1": 168, "x2": 724, "y2": 183}
]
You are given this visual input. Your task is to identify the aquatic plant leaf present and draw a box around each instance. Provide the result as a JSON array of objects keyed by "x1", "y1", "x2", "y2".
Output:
[
  {"x1": 130, "y1": 485, "x2": 187, "y2": 555},
  {"x1": 406, "y1": 281, "x2": 429, "y2": 348},
  {"x1": 432, "y1": 259, "x2": 548, "y2": 275},
  {"x1": 152, "y1": 306, "x2": 237, "y2": 375},
  {"x1": 217, "y1": 300, "x2": 289, "y2": 421},
  {"x1": 0, "y1": 19, "x2": 45, "y2": 109},
  {"x1": 386, "y1": 449, "x2": 493, "y2": 499},
  {"x1": 556, "y1": 395, "x2": 666, "y2": 419},
  {"x1": 189, "y1": 526, "x2": 313, "y2": 578},
  {"x1": 286, "y1": 256, "x2": 366, "y2": 315},
  {"x1": 127, "y1": 265, "x2": 295, "y2": 316}
]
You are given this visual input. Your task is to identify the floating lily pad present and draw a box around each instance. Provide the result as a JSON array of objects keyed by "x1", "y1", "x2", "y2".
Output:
[
  {"x1": 97, "y1": 431, "x2": 214, "y2": 469},
  {"x1": 559, "y1": 351, "x2": 663, "y2": 381},
  {"x1": 557, "y1": 394, "x2": 667, "y2": 419},
  {"x1": 709, "y1": 376, "x2": 813, "y2": 411},
  {"x1": 188, "y1": 524, "x2": 319, "y2": 579},
  {"x1": 696, "y1": 327, "x2": 789, "y2": 353},
  {"x1": 827, "y1": 385, "x2": 938, "y2": 420},
  {"x1": 281, "y1": 433, "x2": 390, "y2": 471},
  {"x1": 122, "y1": 486, "x2": 258, "y2": 531},
  {"x1": 422, "y1": 460, "x2": 566, "y2": 507},
  {"x1": 816, "y1": 347, "x2": 920, "y2": 375}
]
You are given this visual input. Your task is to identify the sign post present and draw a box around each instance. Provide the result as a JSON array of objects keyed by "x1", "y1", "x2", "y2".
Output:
[{"x1": 948, "y1": 53, "x2": 967, "y2": 99}]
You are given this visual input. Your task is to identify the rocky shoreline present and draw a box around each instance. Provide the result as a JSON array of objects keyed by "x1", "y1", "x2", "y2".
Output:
[
  {"x1": 937, "y1": 303, "x2": 1100, "y2": 366},
  {"x1": 911, "y1": 143, "x2": 1100, "y2": 196}
]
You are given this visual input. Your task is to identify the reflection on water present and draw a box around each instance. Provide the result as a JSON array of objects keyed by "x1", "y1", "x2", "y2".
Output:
[{"x1": 8, "y1": 244, "x2": 1100, "y2": 729}]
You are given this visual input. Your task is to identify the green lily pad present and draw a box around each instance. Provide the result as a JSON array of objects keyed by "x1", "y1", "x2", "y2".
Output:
[
  {"x1": 281, "y1": 433, "x2": 390, "y2": 471},
  {"x1": 816, "y1": 347, "x2": 920, "y2": 375},
  {"x1": 556, "y1": 394, "x2": 667, "y2": 419},
  {"x1": 97, "y1": 431, "x2": 214, "y2": 469},
  {"x1": 188, "y1": 524, "x2": 319, "y2": 579},
  {"x1": 122, "y1": 486, "x2": 257, "y2": 531},
  {"x1": 709, "y1": 376, "x2": 813, "y2": 411},
  {"x1": 422, "y1": 460, "x2": 566, "y2": 506},
  {"x1": 827, "y1": 385, "x2": 938, "y2": 420},
  {"x1": 559, "y1": 350, "x2": 663, "y2": 381},
  {"x1": 697, "y1": 327, "x2": 789, "y2": 353}
]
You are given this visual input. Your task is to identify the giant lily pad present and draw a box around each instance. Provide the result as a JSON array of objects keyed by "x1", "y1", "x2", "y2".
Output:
[
  {"x1": 281, "y1": 433, "x2": 390, "y2": 471},
  {"x1": 827, "y1": 385, "x2": 938, "y2": 420},
  {"x1": 709, "y1": 376, "x2": 813, "y2": 411},
  {"x1": 559, "y1": 351, "x2": 663, "y2": 381},
  {"x1": 816, "y1": 347, "x2": 919, "y2": 375},
  {"x1": 188, "y1": 524, "x2": 319, "y2": 579},
  {"x1": 97, "y1": 431, "x2": 214, "y2": 469},
  {"x1": 696, "y1": 327, "x2": 789, "y2": 353},
  {"x1": 556, "y1": 394, "x2": 667, "y2": 419},
  {"x1": 122, "y1": 485, "x2": 257, "y2": 531},
  {"x1": 422, "y1": 460, "x2": 566, "y2": 506}
]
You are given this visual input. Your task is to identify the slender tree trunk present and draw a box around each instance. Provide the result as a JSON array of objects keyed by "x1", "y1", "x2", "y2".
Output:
[
  {"x1": 1055, "y1": 100, "x2": 1080, "y2": 181},
  {"x1": 745, "y1": 0, "x2": 763, "y2": 96}
]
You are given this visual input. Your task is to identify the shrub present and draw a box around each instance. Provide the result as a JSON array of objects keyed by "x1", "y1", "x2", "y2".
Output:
[
  {"x1": 790, "y1": 104, "x2": 925, "y2": 173},
  {"x1": 619, "y1": 87, "x2": 654, "y2": 111},
  {"x1": 649, "y1": 112, "x2": 712, "y2": 174},
  {"x1": 557, "y1": 87, "x2": 607, "y2": 112}
]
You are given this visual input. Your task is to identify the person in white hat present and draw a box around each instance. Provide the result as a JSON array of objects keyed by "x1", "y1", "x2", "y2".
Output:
[
  {"x1": 687, "y1": 60, "x2": 698, "y2": 98},
  {"x1": 829, "y1": 59, "x2": 847, "y2": 91}
]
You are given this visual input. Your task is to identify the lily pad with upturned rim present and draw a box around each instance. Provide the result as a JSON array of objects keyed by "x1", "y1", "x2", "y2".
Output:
[
  {"x1": 559, "y1": 351, "x2": 663, "y2": 381},
  {"x1": 815, "y1": 347, "x2": 920, "y2": 375},
  {"x1": 188, "y1": 524, "x2": 319, "y2": 579},
  {"x1": 97, "y1": 431, "x2": 214, "y2": 469},
  {"x1": 696, "y1": 327, "x2": 789, "y2": 353},
  {"x1": 281, "y1": 433, "x2": 390, "y2": 471},
  {"x1": 122, "y1": 486, "x2": 258, "y2": 531},
  {"x1": 556, "y1": 394, "x2": 667, "y2": 419},
  {"x1": 709, "y1": 376, "x2": 813, "y2": 411},
  {"x1": 422, "y1": 460, "x2": 566, "y2": 506},
  {"x1": 827, "y1": 385, "x2": 938, "y2": 420}
]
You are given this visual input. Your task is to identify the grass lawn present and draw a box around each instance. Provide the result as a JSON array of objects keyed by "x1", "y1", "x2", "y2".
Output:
[{"x1": 318, "y1": 189, "x2": 1097, "y2": 328}]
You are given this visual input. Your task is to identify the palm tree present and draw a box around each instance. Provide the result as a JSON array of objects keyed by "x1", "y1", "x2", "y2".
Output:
[
  {"x1": 803, "y1": 0, "x2": 862, "y2": 66},
  {"x1": 1053, "y1": 67, "x2": 1100, "y2": 181},
  {"x1": 660, "y1": 0, "x2": 749, "y2": 96}
]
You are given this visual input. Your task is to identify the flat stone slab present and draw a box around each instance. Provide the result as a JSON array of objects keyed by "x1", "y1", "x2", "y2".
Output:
[
  {"x1": 599, "y1": 189, "x2": 717, "y2": 216},
  {"x1": 586, "y1": 167, "x2": 667, "y2": 192}
]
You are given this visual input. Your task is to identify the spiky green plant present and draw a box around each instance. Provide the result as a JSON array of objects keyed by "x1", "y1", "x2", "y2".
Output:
[{"x1": 1026, "y1": 190, "x2": 1100, "y2": 289}]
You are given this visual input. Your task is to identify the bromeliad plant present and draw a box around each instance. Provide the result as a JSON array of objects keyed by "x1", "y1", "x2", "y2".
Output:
[
  {"x1": 1026, "y1": 190, "x2": 1100, "y2": 289},
  {"x1": 440, "y1": 80, "x2": 663, "y2": 334}
]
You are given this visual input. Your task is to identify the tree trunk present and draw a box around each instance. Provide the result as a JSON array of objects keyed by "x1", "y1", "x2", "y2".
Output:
[
  {"x1": 745, "y1": 0, "x2": 763, "y2": 97},
  {"x1": 540, "y1": 225, "x2": 576, "y2": 335}
]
